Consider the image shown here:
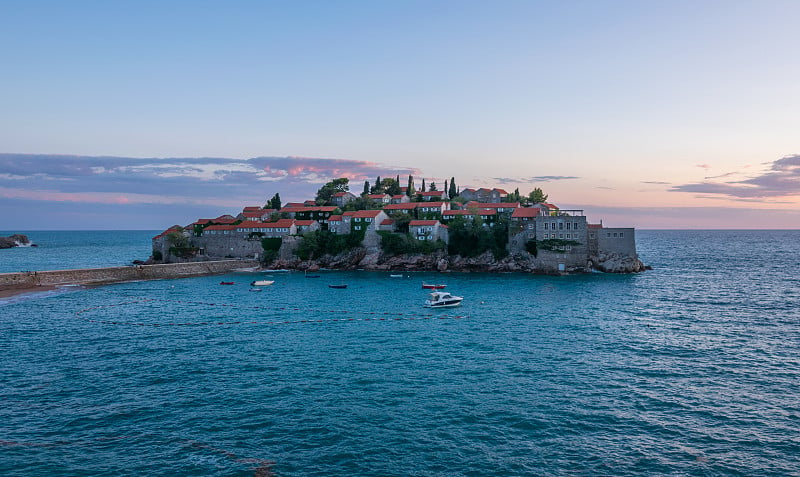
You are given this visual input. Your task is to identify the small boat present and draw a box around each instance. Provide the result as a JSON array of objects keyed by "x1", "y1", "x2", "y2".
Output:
[
  {"x1": 249, "y1": 288, "x2": 262, "y2": 292},
  {"x1": 250, "y1": 280, "x2": 274, "y2": 286},
  {"x1": 390, "y1": 274, "x2": 403, "y2": 278},
  {"x1": 422, "y1": 283, "x2": 446, "y2": 289},
  {"x1": 424, "y1": 291, "x2": 463, "y2": 308},
  {"x1": 328, "y1": 284, "x2": 347, "y2": 289},
  {"x1": 305, "y1": 274, "x2": 321, "y2": 278},
  {"x1": 219, "y1": 281, "x2": 235, "y2": 285}
]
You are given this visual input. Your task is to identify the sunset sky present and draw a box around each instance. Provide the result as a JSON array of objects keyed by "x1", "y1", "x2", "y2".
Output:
[{"x1": 2, "y1": 1, "x2": 799, "y2": 230}]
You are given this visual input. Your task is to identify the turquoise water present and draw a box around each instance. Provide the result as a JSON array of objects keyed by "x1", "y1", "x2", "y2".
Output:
[
  {"x1": 0, "y1": 230, "x2": 156, "y2": 273},
  {"x1": 1, "y1": 230, "x2": 799, "y2": 475}
]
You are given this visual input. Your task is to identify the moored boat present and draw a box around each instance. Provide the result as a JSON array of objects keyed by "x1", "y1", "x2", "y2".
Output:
[
  {"x1": 328, "y1": 284, "x2": 347, "y2": 289},
  {"x1": 422, "y1": 283, "x2": 446, "y2": 289},
  {"x1": 219, "y1": 281, "x2": 235, "y2": 285},
  {"x1": 424, "y1": 291, "x2": 463, "y2": 308},
  {"x1": 250, "y1": 280, "x2": 274, "y2": 286}
]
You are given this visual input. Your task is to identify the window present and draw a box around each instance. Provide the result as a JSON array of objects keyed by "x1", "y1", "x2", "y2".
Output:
[
  {"x1": 559, "y1": 234, "x2": 564, "y2": 238},
  {"x1": 365, "y1": 217, "x2": 372, "y2": 222},
  {"x1": 589, "y1": 233, "x2": 595, "y2": 239},
  {"x1": 354, "y1": 226, "x2": 361, "y2": 230},
  {"x1": 559, "y1": 222, "x2": 564, "y2": 230},
  {"x1": 607, "y1": 233, "x2": 611, "y2": 237},
  {"x1": 613, "y1": 233, "x2": 618, "y2": 237},
  {"x1": 566, "y1": 223, "x2": 571, "y2": 230},
  {"x1": 619, "y1": 232, "x2": 624, "y2": 237},
  {"x1": 544, "y1": 223, "x2": 549, "y2": 230}
]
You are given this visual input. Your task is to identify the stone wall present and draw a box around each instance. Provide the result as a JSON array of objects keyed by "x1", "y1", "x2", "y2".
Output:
[
  {"x1": 596, "y1": 228, "x2": 637, "y2": 256},
  {"x1": 0, "y1": 260, "x2": 260, "y2": 289}
]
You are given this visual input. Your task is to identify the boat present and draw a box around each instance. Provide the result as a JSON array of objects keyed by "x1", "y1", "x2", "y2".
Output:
[
  {"x1": 422, "y1": 283, "x2": 446, "y2": 289},
  {"x1": 424, "y1": 291, "x2": 463, "y2": 308},
  {"x1": 328, "y1": 284, "x2": 347, "y2": 289},
  {"x1": 305, "y1": 274, "x2": 321, "y2": 278},
  {"x1": 250, "y1": 280, "x2": 274, "y2": 286},
  {"x1": 390, "y1": 274, "x2": 403, "y2": 278},
  {"x1": 219, "y1": 281, "x2": 235, "y2": 285}
]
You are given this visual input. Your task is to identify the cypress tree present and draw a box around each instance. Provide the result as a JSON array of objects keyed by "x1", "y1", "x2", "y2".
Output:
[
  {"x1": 407, "y1": 175, "x2": 414, "y2": 196},
  {"x1": 363, "y1": 180, "x2": 370, "y2": 196},
  {"x1": 421, "y1": 178, "x2": 426, "y2": 192},
  {"x1": 449, "y1": 177, "x2": 457, "y2": 198}
]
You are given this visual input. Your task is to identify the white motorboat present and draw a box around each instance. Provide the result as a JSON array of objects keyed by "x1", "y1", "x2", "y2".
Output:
[
  {"x1": 424, "y1": 291, "x2": 463, "y2": 308},
  {"x1": 250, "y1": 280, "x2": 274, "y2": 286}
]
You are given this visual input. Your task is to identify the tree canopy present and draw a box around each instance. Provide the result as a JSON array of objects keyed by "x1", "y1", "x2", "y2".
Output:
[
  {"x1": 528, "y1": 187, "x2": 548, "y2": 204},
  {"x1": 315, "y1": 178, "x2": 350, "y2": 205}
]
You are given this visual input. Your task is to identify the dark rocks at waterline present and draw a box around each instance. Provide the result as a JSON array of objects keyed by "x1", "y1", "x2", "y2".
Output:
[{"x1": 0, "y1": 234, "x2": 31, "y2": 249}]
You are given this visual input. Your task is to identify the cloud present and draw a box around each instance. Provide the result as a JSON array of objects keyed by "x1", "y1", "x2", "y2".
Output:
[
  {"x1": 641, "y1": 181, "x2": 671, "y2": 185},
  {"x1": 696, "y1": 164, "x2": 711, "y2": 169},
  {"x1": 492, "y1": 175, "x2": 579, "y2": 184},
  {"x1": 0, "y1": 153, "x2": 421, "y2": 203},
  {"x1": 671, "y1": 155, "x2": 800, "y2": 199}
]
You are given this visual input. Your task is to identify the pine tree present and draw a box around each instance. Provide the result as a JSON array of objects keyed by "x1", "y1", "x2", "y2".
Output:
[
  {"x1": 429, "y1": 181, "x2": 437, "y2": 191},
  {"x1": 371, "y1": 175, "x2": 382, "y2": 194}
]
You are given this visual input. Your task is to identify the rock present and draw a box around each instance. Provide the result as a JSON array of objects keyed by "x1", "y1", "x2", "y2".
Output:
[
  {"x1": 0, "y1": 234, "x2": 30, "y2": 249},
  {"x1": 437, "y1": 258, "x2": 448, "y2": 271}
]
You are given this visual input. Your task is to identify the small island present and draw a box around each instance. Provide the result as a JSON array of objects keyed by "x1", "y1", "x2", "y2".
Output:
[{"x1": 152, "y1": 176, "x2": 647, "y2": 274}]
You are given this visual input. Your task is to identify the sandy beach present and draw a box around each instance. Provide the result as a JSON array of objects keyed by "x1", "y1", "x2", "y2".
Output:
[{"x1": 0, "y1": 284, "x2": 58, "y2": 299}]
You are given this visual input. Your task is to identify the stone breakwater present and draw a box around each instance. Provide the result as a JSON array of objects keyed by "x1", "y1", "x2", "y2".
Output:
[{"x1": 0, "y1": 260, "x2": 261, "y2": 290}]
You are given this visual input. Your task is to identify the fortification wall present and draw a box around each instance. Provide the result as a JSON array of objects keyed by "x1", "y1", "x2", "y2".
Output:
[
  {"x1": 0, "y1": 260, "x2": 260, "y2": 289},
  {"x1": 596, "y1": 228, "x2": 637, "y2": 256}
]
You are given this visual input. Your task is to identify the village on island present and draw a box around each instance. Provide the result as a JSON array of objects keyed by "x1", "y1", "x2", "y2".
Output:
[{"x1": 152, "y1": 176, "x2": 647, "y2": 274}]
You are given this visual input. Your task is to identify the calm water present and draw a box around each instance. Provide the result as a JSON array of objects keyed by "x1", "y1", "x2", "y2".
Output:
[
  {"x1": 1, "y1": 230, "x2": 799, "y2": 476},
  {"x1": 0, "y1": 230, "x2": 156, "y2": 273}
]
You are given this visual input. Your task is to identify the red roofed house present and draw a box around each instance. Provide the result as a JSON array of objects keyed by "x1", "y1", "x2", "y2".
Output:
[
  {"x1": 390, "y1": 194, "x2": 410, "y2": 204},
  {"x1": 416, "y1": 201, "x2": 450, "y2": 218},
  {"x1": 293, "y1": 219, "x2": 320, "y2": 234},
  {"x1": 383, "y1": 202, "x2": 418, "y2": 217},
  {"x1": 378, "y1": 218, "x2": 395, "y2": 232},
  {"x1": 409, "y1": 220, "x2": 449, "y2": 244},
  {"x1": 348, "y1": 209, "x2": 389, "y2": 234},
  {"x1": 367, "y1": 193, "x2": 391, "y2": 205},
  {"x1": 465, "y1": 202, "x2": 518, "y2": 215},
  {"x1": 328, "y1": 215, "x2": 345, "y2": 234},
  {"x1": 331, "y1": 191, "x2": 357, "y2": 207},
  {"x1": 419, "y1": 190, "x2": 448, "y2": 201}
]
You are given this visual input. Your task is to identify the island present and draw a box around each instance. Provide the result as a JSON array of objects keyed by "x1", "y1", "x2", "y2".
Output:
[
  {"x1": 152, "y1": 176, "x2": 647, "y2": 274},
  {"x1": 0, "y1": 234, "x2": 32, "y2": 249}
]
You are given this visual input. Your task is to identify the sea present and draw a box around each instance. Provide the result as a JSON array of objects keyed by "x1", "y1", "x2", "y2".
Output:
[{"x1": 1, "y1": 230, "x2": 799, "y2": 476}]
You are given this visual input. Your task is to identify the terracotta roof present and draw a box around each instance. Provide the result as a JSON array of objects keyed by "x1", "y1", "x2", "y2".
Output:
[
  {"x1": 421, "y1": 190, "x2": 444, "y2": 196},
  {"x1": 383, "y1": 203, "x2": 418, "y2": 210},
  {"x1": 391, "y1": 195, "x2": 405, "y2": 199},
  {"x1": 367, "y1": 194, "x2": 389, "y2": 199},
  {"x1": 304, "y1": 200, "x2": 316, "y2": 205},
  {"x1": 410, "y1": 220, "x2": 440, "y2": 226},
  {"x1": 214, "y1": 215, "x2": 238, "y2": 224},
  {"x1": 284, "y1": 202, "x2": 306, "y2": 208},
  {"x1": 541, "y1": 203, "x2": 559, "y2": 209},
  {"x1": 193, "y1": 219, "x2": 213, "y2": 225},
  {"x1": 235, "y1": 221, "x2": 269, "y2": 229},
  {"x1": 242, "y1": 211, "x2": 265, "y2": 219},
  {"x1": 204, "y1": 224, "x2": 237, "y2": 231},
  {"x1": 511, "y1": 208, "x2": 543, "y2": 218},
  {"x1": 328, "y1": 215, "x2": 343, "y2": 221},
  {"x1": 342, "y1": 211, "x2": 356, "y2": 216},
  {"x1": 294, "y1": 220, "x2": 315, "y2": 226},
  {"x1": 466, "y1": 202, "x2": 519, "y2": 209},
  {"x1": 262, "y1": 219, "x2": 295, "y2": 228},
  {"x1": 588, "y1": 223, "x2": 603, "y2": 229},
  {"x1": 418, "y1": 201, "x2": 444, "y2": 207},
  {"x1": 494, "y1": 189, "x2": 508, "y2": 195},
  {"x1": 332, "y1": 191, "x2": 352, "y2": 197},
  {"x1": 350, "y1": 210, "x2": 384, "y2": 218},
  {"x1": 242, "y1": 206, "x2": 262, "y2": 212},
  {"x1": 282, "y1": 206, "x2": 337, "y2": 213},
  {"x1": 380, "y1": 219, "x2": 394, "y2": 225}
]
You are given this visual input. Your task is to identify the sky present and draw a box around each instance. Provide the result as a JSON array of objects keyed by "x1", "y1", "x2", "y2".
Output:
[{"x1": 1, "y1": 0, "x2": 799, "y2": 230}]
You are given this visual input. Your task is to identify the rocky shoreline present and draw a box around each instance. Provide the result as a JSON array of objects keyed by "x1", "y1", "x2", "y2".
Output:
[{"x1": 265, "y1": 248, "x2": 649, "y2": 275}]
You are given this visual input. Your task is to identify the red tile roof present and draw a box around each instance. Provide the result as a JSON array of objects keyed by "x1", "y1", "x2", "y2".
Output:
[
  {"x1": 421, "y1": 191, "x2": 444, "y2": 196},
  {"x1": 466, "y1": 202, "x2": 519, "y2": 209},
  {"x1": 350, "y1": 210, "x2": 384, "y2": 218},
  {"x1": 588, "y1": 223, "x2": 603, "y2": 229},
  {"x1": 263, "y1": 219, "x2": 295, "y2": 228},
  {"x1": 511, "y1": 207, "x2": 543, "y2": 218},
  {"x1": 328, "y1": 215, "x2": 343, "y2": 221},
  {"x1": 383, "y1": 203, "x2": 418, "y2": 210},
  {"x1": 204, "y1": 224, "x2": 237, "y2": 231},
  {"x1": 380, "y1": 219, "x2": 394, "y2": 225},
  {"x1": 294, "y1": 220, "x2": 315, "y2": 226},
  {"x1": 242, "y1": 206, "x2": 262, "y2": 212},
  {"x1": 409, "y1": 220, "x2": 440, "y2": 226}
]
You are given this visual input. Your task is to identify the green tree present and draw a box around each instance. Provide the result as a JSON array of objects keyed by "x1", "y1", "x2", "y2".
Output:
[
  {"x1": 421, "y1": 178, "x2": 426, "y2": 192},
  {"x1": 315, "y1": 178, "x2": 350, "y2": 205},
  {"x1": 371, "y1": 176, "x2": 382, "y2": 194},
  {"x1": 362, "y1": 180, "x2": 370, "y2": 196},
  {"x1": 429, "y1": 181, "x2": 437, "y2": 191},
  {"x1": 266, "y1": 192, "x2": 281, "y2": 210},
  {"x1": 449, "y1": 177, "x2": 457, "y2": 198},
  {"x1": 406, "y1": 175, "x2": 415, "y2": 196},
  {"x1": 386, "y1": 177, "x2": 401, "y2": 196},
  {"x1": 528, "y1": 187, "x2": 548, "y2": 204}
]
